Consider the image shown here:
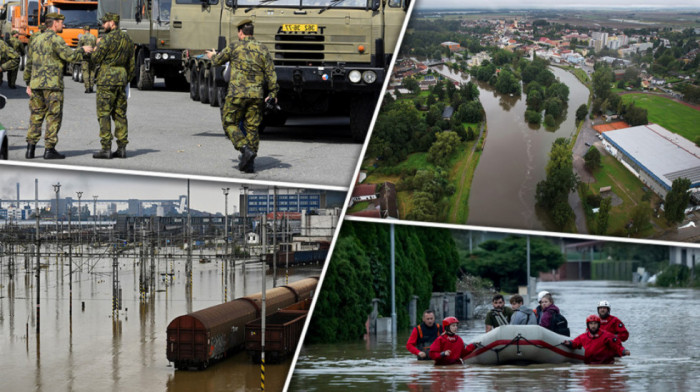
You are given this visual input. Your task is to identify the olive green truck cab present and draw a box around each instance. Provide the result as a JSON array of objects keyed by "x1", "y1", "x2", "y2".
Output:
[{"x1": 98, "y1": 0, "x2": 409, "y2": 141}]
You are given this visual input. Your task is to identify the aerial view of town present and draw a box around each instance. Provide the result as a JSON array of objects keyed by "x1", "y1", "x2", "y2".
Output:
[{"x1": 349, "y1": 6, "x2": 700, "y2": 241}]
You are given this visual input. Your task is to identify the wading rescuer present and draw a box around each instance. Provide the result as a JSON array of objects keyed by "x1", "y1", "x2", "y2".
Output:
[
  {"x1": 406, "y1": 310, "x2": 444, "y2": 360},
  {"x1": 206, "y1": 19, "x2": 278, "y2": 174},
  {"x1": 562, "y1": 315, "x2": 630, "y2": 364},
  {"x1": 597, "y1": 300, "x2": 629, "y2": 342},
  {"x1": 428, "y1": 317, "x2": 477, "y2": 366}
]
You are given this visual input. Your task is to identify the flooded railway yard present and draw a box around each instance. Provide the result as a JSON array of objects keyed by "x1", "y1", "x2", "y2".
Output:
[
  {"x1": 0, "y1": 246, "x2": 321, "y2": 392},
  {"x1": 291, "y1": 281, "x2": 700, "y2": 391}
]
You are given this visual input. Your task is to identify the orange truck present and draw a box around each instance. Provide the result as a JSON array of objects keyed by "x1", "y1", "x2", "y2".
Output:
[{"x1": 12, "y1": 0, "x2": 99, "y2": 47}]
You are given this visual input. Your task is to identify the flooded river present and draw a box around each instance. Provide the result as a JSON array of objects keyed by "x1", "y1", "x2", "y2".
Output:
[
  {"x1": 430, "y1": 64, "x2": 589, "y2": 228},
  {"x1": 0, "y1": 250, "x2": 320, "y2": 392},
  {"x1": 291, "y1": 281, "x2": 700, "y2": 391}
]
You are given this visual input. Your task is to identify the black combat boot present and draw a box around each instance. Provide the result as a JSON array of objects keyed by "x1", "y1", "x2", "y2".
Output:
[
  {"x1": 26, "y1": 143, "x2": 36, "y2": 159},
  {"x1": 93, "y1": 149, "x2": 112, "y2": 159},
  {"x1": 43, "y1": 148, "x2": 66, "y2": 159},
  {"x1": 85, "y1": 88, "x2": 90, "y2": 94},
  {"x1": 113, "y1": 146, "x2": 126, "y2": 158},
  {"x1": 238, "y1": 145, "x2": 256, "y2": 172},
  {"x1": 241, "y1": 156, "x2": 255, "y2": 173}
]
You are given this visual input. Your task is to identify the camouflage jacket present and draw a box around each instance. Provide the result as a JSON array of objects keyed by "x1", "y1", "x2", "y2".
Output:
[
  {"x1": 8, "y1": 36, "x2": 25, "y2": 56},
  {"x1": 78, "y1": 32, "x2": 97, "y2": 48},
  {"x1": 0, "y1": 40, "x2": 19, "y2": 72},
  {"x1": 211, "y1": 36, "x2": 278, "y2": 99},
  {"x1": 91, "y1": 29, "x2": 134, "y2": 86},
  {"x1": 24, "y1": 30, "x2": 85, "y2": 90}
]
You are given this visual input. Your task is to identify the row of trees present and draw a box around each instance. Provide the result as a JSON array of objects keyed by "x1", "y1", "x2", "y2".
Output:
[
  {"x1": 535, "y1": 138, "x2": 578, "y2": 229},
  {"x1": 591, "y1": 63, "x2": 648, "y2": 124},
  {"x1": 308, "y1": 222, "x2": 460, "y2": 343}
]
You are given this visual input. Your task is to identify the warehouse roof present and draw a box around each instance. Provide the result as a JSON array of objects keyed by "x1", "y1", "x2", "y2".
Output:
[{"x1": 603, "y1": 123, "x2": 700, "y2": 190}]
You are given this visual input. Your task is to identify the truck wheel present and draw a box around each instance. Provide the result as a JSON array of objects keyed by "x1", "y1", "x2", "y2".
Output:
[
  {"x1": 198, "y1": 67, "x2": 209, "y2": 104},
  {"x1": 208, "y1": 70, "x2": 218, "y2": 107},
  {"x1": 72, "y1": 66, "x2": 79, "y2": 81},
  {"x1": 217, "y1": 87, "x2": 227, "y2": 109},
  {"x1": 137, "y1": 51, "x2": 154, "y2": 90},
  {"x1": 190, "y1": 66, "x2": 200, "y2": 101},
  {"x1": 349, "y1": 95, "x2": 376, "y2": 143},
  {"x1": 78, "y1": 68, "x2": 84, "y2": 83},
  {"x1": 20, "y1": 54, "x2": 25, "y2": 72}
]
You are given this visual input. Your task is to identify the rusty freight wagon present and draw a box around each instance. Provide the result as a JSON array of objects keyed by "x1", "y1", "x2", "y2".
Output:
[
  {"x1": 166, "y1": 277, "x2": 318, "y2": 370},
  {"x1": 245, "y1": 309, "x2": 308, "y2": 364}
]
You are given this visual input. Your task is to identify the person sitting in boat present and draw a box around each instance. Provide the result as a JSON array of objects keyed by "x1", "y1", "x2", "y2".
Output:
[
  {"x1": 538, "y1": 293, "x2": 569, "y2": 336},
  {"x1": 562, "y1": 315, "x2": 630, "y2": 364},
  {"x1": 509, "y1": 294, "x2": 537, "y2": 325},
  {"x1": 429, "y1": 317, "x2": 477, "y2": 365},
  {"x1": 534, "y1": 290, "x2": 549, "y2": 324},
  {"x1": 485, "y1": 294, "x2": 513, "y2": 332},
  {"x1": 597, "y1": 300, "x2": 629, "y2": 342},
  {"x1": 406, "y1": 309, "x2": 444, "y2": 360}
]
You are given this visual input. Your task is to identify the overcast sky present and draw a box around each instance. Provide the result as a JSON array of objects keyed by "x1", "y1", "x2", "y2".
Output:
[
  {"x1": 416, "y1": 0, "x2": 700, "y2": 10},
  {"x1": 0, "y1": 166, "x2": 341, "y2": 214}
]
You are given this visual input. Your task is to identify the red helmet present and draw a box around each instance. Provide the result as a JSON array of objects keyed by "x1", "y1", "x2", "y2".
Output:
[
  {"x1": 443, "y1": 316, "x2": 459, "y2": 330},
  {"x1": 586, "y1": 315, "x2": 601, "y2": 325}
]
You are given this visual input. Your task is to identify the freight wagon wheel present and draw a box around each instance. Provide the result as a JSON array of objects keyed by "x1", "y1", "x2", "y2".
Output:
[
  {"x1": 189, "y1": 66, "x2": 200, "y2": 101},
  {"x1": 207, "y1": 70, "x2": 218, "y2": 107},
  {"x1": 198, "y1": 67, "x2": 209, "y2": 104}
]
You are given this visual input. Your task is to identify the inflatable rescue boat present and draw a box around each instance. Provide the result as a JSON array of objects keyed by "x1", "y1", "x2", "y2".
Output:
[{"x1": 463, "y1": 325, "x2": 585, "y2": 365}]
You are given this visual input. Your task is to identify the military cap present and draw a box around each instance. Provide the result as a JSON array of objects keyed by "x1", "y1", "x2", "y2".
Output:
[
  {"x1": 83, "y1": 25, "x2": 90, "y2": 30},
  {"x1": 237, "y1": 19, "x2": 253, "y2": 28},
  {"x1": 45, "y1": 12, "x2": 65, "y2": 21},
  {"x1": 100, "y1": 12, "x2": 120, "y2": 23}
]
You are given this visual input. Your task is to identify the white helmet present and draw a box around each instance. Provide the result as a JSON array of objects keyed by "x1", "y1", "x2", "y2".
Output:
[
  {"x1": 597, "y1": 300, "x2": 611, "y2": 309},
  {"x1": 537, "y1": 291, "x2": 550, "y2": 302}
]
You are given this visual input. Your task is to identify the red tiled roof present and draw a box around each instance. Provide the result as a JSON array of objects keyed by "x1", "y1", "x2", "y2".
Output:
[{"x1": 352, "y1": 184, "x2": 376, "y2": 197}]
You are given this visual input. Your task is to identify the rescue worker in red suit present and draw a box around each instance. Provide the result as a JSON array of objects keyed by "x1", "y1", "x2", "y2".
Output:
[
  {"x1": 406, "y1": 310, "x2": 444, "y2": 360},
  {"x1": 562, "y1": 315, "x2": 630, "y2": 364},
  {"x1": 429, "y1": 317, "x2": 477, "y2": 365},
  {"x1": 597, "y1": 300, "x2": 629, "y2": 342}
]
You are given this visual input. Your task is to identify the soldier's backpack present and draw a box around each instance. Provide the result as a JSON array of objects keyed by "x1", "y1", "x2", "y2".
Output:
[{"x1": 551, "y1": 312, "x2": 570, "y2": 336}]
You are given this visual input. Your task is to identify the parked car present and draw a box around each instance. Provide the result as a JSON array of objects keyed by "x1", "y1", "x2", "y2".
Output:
[
  {"x1": 585, "y1": 142, "x2": 591, "y2": 147},
  {"x1": 0, "y1": 95, "x2": 7, "y2": 160}
]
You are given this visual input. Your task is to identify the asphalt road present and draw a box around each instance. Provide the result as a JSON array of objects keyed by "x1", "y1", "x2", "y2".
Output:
[{"x1": 0, "y1": 71, "x2": 362, "y2": 188}]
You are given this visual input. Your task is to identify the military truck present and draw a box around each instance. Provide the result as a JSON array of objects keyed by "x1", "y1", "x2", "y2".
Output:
[{"x1": 100, "y1": 0, "x2": 410, "y2": 141}]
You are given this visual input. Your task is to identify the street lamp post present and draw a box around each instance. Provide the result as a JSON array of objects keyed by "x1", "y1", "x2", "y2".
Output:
[
  {"x1": 76, "y1": 192, "x2": 83, "y2": 253},
  {"x1": 53, "y1": 183, "x2": 61, "y2": 263},
  {"x1": 93, "y1": 195, "x2": 98, "y2": 244},
  {"x1": 222, "y1": 187, "x2": 229, "y2": 302}
]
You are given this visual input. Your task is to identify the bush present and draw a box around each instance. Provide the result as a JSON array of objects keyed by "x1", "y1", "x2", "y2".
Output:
[
  {"x1": 655, "y1": 264, "x2": 690, "y2": 288},
  {"x1": 586, "y1": 194, "x2": 602, "y2": 208},
  {"x1": 525, "y1": 110, "x2": 542, "y2": 124}
]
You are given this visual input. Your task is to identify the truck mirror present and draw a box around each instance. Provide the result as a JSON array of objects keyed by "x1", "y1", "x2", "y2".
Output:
[
  {"x1": 371, "y1": 0, "x2": 380, "y2": 11},
  {"x1": 404, "y1": 0, "x2": 410, "y2": 10}
]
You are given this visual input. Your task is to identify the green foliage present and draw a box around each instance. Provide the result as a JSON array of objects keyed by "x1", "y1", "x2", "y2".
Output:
[
  {"x1": 664, "y1": 177, "x2": 692, "y2": 223},
  {"x1": 399, "y1": 168, "x2": 455, "y2": 222},
  {"x1": 628, "y1": 204, "x2": 652, "y2": 235},
  {"x1": 576, "y1": 104, "x2": 588, "y2": 123},
  {"x1": 544, "y1": 113, "x2": 556, "y2": 128},
  {"x1": 592, "y1": 63, "x2": 613, "y2": 100},
  {"x1": 621, "y1": 102, "x2": 648, "y2": 126},
  {"x1": 584, "y1": 146, "x2": 601, "y2": 172},
  {"x1": 597, "y1": 197, "x2": 612, "y2": 235},
  {"x1": 428, "y1": 131, "x2": 461, "y2": 167},
  {"x1": 308, "y1": 222, "x2": 461, "y2": 342},
  {"x1": 460, "y1": 236, "x2": 565, "y2": 292},
  {"x1": 402, "y1": 76, "x2": 420, "y2": 94},
  {"x1": 525, "y1": 109, "x2": 542, "y2": 124},
  {"x1": 655, "y1": 264, "x2": 691, "y2": 288},
  {"x1": 495, "y1": 69, "x2": 521, "y2": 95},
  {"x1": 536, "y1": 138, "x2": 578, "y2": 229},
  {"x1": 367, "y1": 100, "x2": 431, "y2": 165}
]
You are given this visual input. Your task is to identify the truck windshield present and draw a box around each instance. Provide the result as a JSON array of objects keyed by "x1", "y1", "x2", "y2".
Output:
[
  {"x1": 53, "y1": 4, "x2": 99, "y2": 28},
  {"x1": 237, "y1": 0, "x2": 367, "y2": 7}
]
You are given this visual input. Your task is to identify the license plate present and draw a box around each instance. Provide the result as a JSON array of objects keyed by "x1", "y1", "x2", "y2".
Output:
[{"x1": 281, "y1": 24, "x2": 318, "y2": 32}]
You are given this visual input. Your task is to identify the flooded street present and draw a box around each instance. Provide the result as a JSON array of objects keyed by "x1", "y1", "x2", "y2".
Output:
[
  {"x1": 467, "y1": 67, "x2": 589, "y2": 230},
  {"x1": 0, "y1": 250, "x2": 320, "y2": 392},
  {"x1": 291, "y1": 281, "x2": 700, "y2": 391}
]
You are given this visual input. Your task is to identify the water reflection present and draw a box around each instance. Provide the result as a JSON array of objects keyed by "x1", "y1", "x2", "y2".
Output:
[
  {"x1": 0, "y1": 253, "x2": 320, "y2": 391},
  {"x1": 292, "y1": 281, "x2": 700, "y2": 391}
]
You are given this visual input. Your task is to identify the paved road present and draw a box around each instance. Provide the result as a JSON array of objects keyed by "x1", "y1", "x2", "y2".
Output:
[
  {"x1": 0, "y1": 72, "x2": 361, "y2": 188},
  {"x1": 569, "y1": 117, "x2": 601, "y2": 234}
]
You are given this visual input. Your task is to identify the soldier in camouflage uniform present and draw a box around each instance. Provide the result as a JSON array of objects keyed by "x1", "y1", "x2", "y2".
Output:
[
  {"x1": 90, "y1": 13, "x2": 134, "y2": 159},
  {"x1": 24, "y1": 13, "x2": 93, "y2": 159},
  {"x1": 78, "y1": 26, "x2": 96, "y2": 93},
  {"x1": 207, "y1": 19, "x2": 278, "y2": 173},
  {"x1": 7, "y1": 30, "x2": 24, "y2": 89},
  {"x1": 0, "y1": 39, "x2": 19, "y2": 88}
]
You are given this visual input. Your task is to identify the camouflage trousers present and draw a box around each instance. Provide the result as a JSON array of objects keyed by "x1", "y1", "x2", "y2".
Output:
[
  {"x1": 27, "y1": 90, "x2": 64, "y2": 149},
  {"x1": 7, "y1": 69, "x2": 18, "y2": 86},
  {"x1": 96, "y1": 85, "x2": 128, "y2": 150},
  {"x1": 82, "y1": 61, "x2": 94, "y2": 90},
  {"x1": 222, "y1": 96, "x2": 262, "y2": 152}
]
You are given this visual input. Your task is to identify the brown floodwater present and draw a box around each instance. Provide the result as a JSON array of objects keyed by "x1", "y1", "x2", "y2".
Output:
[
  {"x1": 419, "y1": 64, "x2": 590, "y2": 229},
  {"x1": 0, "y1": 248, "x2": 321, "y2": 392},
  {"x1": 290, "y1": 280, "x2": 700, "y2": 391}
]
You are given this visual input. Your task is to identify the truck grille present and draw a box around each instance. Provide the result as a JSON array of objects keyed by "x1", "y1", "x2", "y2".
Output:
[{"x1": 273, "y1": 35, "x2": 324, "y2": 65}]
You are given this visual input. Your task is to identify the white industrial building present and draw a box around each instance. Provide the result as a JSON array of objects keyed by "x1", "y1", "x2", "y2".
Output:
[{"x1": 601, "y1": 124, "x2": 700, "y2": 198}]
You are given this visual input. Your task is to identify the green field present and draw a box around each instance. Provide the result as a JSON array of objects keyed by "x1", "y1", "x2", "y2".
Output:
[
  {"x1": 620, "y1": 93, "x2": 700, "y2": 141},
  {"x1": 580, "y1": 154, "x2": 667, "y2": 236},
  {"x1": 347, "y1": 201, "x2": 371, "y2": 214}
]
